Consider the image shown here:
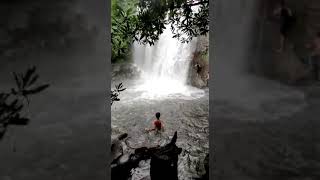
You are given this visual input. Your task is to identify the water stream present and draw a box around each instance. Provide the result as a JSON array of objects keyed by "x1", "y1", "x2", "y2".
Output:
[
  {"x1": 131, "y1": 25, "x2": 205, "y2": 100},
  {"x1": 111, "y1": 25, "x2": 209, "y2": 179}
]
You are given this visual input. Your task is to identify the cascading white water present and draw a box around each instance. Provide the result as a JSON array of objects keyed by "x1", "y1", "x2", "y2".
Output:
[{"x1": 132, "y1": 25, "x2": 204, "y2": 99}]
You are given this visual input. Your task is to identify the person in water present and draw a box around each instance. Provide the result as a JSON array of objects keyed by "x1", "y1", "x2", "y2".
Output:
[
  {"x1": 273, "y1": 0, "x2": 295, "y2": 52},
  {"x1": 145, "y1": 112, "x2": 164, "y2": 132}
]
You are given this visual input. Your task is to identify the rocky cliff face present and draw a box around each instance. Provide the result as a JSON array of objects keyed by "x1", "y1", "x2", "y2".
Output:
[
  {"x1": 257, "y1": 0, "x2": 320, "y2": 82},
  {"x1": 188, "y1": 34, "x2": 209, "y2": 88}
]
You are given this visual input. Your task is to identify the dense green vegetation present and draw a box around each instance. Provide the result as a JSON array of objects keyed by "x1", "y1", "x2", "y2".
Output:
[
  {"x1": 111, "y1": 0, "x2": 139, "y2": 62},
  {"x1": 111, "y1": 0, "x2": 209, "y2": 63}
]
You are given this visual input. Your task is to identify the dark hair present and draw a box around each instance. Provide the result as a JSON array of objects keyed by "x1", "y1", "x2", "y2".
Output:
[
  {"x1": 317, "y1": 32, "x2": 320, "y2": 38},
  {"x1": 155, "y1": 112, "x2": 160, "y2": 119}
]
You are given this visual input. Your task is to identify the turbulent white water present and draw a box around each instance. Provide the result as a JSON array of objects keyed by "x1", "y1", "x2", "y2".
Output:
[
  {"x1": 111, "y1": 24, "x2": 209, "y2": 180},
  {"x1": 132, "y1": 25, "x2": 204, "y2": 99}
]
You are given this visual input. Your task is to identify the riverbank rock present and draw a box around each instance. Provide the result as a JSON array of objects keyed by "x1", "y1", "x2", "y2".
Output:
[
  {"x1": 256, "y1": 0, "x2": 320, "y2": 84},
  {"x1": 150, "y1": 132, "x2": 182, "y2": 180},
  {"x1": 189, "y1": 51, "x2": 209, "y2": 88},
  {"x1": 111, "y1": 132, "x2": 182, "y2": 180},
  {"x1": 188, "y1": 34, "x2": 209, "y2": 88}
]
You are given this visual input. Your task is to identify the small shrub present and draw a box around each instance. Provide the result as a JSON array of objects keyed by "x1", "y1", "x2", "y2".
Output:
[{"x1": 111, "y1": 83, "x2": 126, "y2": 105}]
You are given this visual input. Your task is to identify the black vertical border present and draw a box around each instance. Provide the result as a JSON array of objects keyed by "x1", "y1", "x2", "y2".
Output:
[
  {"x1": 105, "y1": 0, "x2": 111, "y2": 179},
  {"x1": 209, "y1": 0, "x2": 215, "y2": 179}
]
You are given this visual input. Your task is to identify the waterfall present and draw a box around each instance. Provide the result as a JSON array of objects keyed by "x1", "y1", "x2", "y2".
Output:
[{"x1": 132, "y1": 25, "x2": 203, "y2": 99}]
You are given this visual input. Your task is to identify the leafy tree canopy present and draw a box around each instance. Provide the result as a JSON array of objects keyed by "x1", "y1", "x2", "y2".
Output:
[
  {"x1": 111, "y1": 0, "x2": 139, "y2": 62},
  {"x1": 136, "y1": 0, "x2": 209, "y2": 44},
  {"x1": 111, "y1": 0, "x2": 209, "y2": 62}
]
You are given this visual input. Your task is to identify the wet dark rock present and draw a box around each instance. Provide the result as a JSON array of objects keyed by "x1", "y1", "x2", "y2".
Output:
[
  {"x1": 111, "y1": 132, "x2": 182, "y2": 180},
  {"x1": 150, "y1": 132, "x2": 182, "y2": 180}
]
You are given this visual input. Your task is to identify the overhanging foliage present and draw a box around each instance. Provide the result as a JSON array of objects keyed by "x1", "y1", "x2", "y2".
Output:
[{"x1": 111, "y1": 0, "x2": 209, "y2": 61}]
